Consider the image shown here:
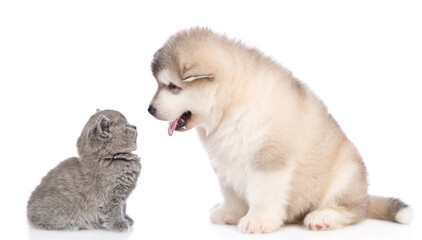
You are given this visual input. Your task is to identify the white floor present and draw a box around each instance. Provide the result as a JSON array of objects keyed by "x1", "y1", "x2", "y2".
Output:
[{"x1": 21, "y1": 212, "x2": 422, "y2": 240}]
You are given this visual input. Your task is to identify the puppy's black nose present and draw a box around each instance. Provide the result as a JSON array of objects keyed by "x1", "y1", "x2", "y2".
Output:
[{"x1": 148, "y1": 105, "x2": 156, "y2": 116}]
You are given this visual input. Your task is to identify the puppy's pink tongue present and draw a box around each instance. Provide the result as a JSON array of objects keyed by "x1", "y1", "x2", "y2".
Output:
[{"x1": 168, "y1": 118, "x2": 179, "y2": 136}]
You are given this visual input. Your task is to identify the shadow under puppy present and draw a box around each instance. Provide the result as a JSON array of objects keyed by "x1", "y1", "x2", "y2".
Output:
[{"x1": 27, "y1": 109, "x2": 141, "y2": 231}]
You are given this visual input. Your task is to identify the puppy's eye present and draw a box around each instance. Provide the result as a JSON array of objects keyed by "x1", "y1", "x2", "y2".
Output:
[{"x1": 167, "y1": 83, "x2": 181, "y2": 91}]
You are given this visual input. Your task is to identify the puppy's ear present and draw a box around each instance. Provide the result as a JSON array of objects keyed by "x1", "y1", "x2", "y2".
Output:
[
  {"x1": 182, "y1": 65, "x2": 213, "y2": 82},
  {"x1": 91, "y1": 115, "x2": 112, "y2": 142},
  {"x1": 182, "y1": 74, "x2": 213, "y2": 82}
]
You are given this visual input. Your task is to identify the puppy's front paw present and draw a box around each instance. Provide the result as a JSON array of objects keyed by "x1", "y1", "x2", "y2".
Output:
[
  {"x1": 105, "y1": 220, "x2": 130, "y2": 232},
  {"x1": 210, "y1": 204, "x2": 246, "y2": 225},
  {"x1": 238, "y1": 215, "x2": 281, "y2": 234}
]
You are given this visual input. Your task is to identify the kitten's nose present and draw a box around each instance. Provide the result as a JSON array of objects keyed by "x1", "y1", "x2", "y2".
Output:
[{"x1": 148, "y1": 105, "x2": 156, "y2": 116}]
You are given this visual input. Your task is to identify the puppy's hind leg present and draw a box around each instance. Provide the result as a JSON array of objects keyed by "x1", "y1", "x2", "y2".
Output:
[
  {"x1": 210, "y1": 183, "x2": 248, "y2": 225},
  {"x1": 304, "y1": 162, "x2": 368, "y2": 231},
  {"x1": 304, "y1": 207, "x2": 363, "y2": 230}
]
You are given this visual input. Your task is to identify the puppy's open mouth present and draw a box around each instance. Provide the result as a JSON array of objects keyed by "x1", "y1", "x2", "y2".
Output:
[{"x1": 168, "y1": 111, "x2": 192, "y2": 136}]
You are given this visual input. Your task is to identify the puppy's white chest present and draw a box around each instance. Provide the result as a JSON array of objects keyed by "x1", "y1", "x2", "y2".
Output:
[
  {"x1": 217, "y1": 154, "x2": 248, "y2": 188},
  {"x1": 204, "y1": 130, "x2": 260, "y2": 198}
]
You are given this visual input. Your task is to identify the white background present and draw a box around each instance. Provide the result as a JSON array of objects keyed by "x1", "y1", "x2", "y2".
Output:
[{"x1": 1, "y1": 1, "x2": 421, "y2": 239}]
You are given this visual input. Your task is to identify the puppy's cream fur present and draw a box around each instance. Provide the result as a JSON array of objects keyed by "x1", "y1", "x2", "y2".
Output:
[{"x1": 149, "y1": 28, "x2": 412, "y2": 233}]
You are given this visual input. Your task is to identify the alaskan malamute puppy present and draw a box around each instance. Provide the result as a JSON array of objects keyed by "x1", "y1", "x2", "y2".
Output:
[{"x1": 148, "y1": 27, "x2": 412, "y2": 233}]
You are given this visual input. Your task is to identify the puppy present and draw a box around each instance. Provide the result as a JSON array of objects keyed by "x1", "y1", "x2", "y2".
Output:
[{"x1": 148, "y1": 27, "x2": 412, "y2": 233}]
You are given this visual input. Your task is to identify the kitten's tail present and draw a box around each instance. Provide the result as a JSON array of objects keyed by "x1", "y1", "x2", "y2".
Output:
[{"x1": 367, "y1": 195, "x2": 413, "y2": 224}]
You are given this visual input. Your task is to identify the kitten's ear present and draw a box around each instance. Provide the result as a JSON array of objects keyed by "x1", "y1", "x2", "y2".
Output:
[
  {"x1": 93, "y1": 115, "x2": 112, "y2": 142},
  {"x1": 182, "y1": 64, "x2": 213, "y2": 82}
]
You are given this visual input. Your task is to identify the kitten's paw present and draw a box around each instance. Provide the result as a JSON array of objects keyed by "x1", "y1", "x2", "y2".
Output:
[
  {"x1": 113, "y1": 153, "x2": 139, "y2": 161},
  {"x1": 125, "y1": 215, "x2": 134, "y2": 226},
  {"x1": 105, "y1": 220, "x2": 130, "y2": 232},
  {"x1": 304, "y1": 209, "x2": 345, "y2": 231},
  {"x1": 210, "y1": 204, "x2": 246, "y2": 225},
  {"x1": 238, "y1": 215, "x2": 282, "y2": 234}
]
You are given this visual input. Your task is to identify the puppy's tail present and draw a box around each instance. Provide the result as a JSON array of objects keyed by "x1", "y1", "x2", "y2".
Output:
[{"x1": 367, "y1": 195, "x2": 413, "y2": 224}]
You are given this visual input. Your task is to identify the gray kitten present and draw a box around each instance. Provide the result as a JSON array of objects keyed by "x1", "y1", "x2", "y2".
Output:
[{"x1": 27, "y1": 110, "x2": 141, "y2": 231}]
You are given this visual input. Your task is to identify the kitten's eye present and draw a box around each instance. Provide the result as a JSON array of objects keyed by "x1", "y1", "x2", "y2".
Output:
[
  {"x1": 167, "y1": 83, "x2": 180, "y2": 91},
  {"x1": 125, "y1": 122, "x2": 136, "y2": 130}
]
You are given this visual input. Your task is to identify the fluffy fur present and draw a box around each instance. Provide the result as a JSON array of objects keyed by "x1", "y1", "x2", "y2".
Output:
[
  {"x1": 148, "y1": 27, "x2": 412, "y2": 233},
  {"x1": 27, "y1": 110, "x2": 141, "y2": 231}
]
